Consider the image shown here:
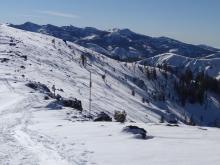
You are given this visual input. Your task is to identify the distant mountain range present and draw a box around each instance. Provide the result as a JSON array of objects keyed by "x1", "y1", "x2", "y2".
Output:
[{"x1": 10, "y1": 22, "x2": 219, "y2": 61}]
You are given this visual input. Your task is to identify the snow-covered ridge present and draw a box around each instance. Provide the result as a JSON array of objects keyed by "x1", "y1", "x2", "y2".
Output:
[
  {"x1": 10, "y1": 22, "x2": 218, "y2": 61},
  {"x1": 141, "y1": 53, "x2": 220, "y2": 79}
]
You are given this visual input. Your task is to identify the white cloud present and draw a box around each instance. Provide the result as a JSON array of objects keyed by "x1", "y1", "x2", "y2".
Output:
[
  {"x1": 38, "y1": 10, "x2": 79, "y2": 19},
  {"x1": 19, "y1": 14, "x2": 44, "y2": 18}
]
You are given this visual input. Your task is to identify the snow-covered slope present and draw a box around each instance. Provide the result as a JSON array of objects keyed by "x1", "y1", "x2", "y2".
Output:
[
  {"x1": 0, "y1": 24, "x2": 164, "y2": 123},
  {"x1": 141, "y1": 53, "x2": 220, "y2": 79},
  {"x1": 1, "y1": 24, "x2": 220, "y2": 165}
]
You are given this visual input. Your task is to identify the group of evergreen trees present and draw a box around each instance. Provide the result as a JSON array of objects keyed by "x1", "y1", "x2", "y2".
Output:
[
  {"x1": 174, "y1": 69, "x2": 220, "y2": 106},
  {"x1": 144, "y1": 67, "x2": 157, "y2": 80}
]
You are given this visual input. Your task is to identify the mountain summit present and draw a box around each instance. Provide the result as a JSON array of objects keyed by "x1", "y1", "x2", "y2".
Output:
[{"x1": 10, "y1": 22, "x2": 218, "y2": 61}]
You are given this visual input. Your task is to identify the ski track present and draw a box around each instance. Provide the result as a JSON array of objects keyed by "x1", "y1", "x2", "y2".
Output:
[{"x1": 0, "y1": 79, "x2": 90, "y2": 165}]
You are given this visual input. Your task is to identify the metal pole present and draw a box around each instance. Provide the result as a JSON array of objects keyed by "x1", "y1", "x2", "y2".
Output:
[{"x1": 89, "y1": 71, "x2": 92, "y2": 116}]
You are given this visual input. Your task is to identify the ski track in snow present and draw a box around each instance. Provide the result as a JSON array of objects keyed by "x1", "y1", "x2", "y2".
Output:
[{"x1": 0, "y1": 79, "x2": 90, "y2": 165}]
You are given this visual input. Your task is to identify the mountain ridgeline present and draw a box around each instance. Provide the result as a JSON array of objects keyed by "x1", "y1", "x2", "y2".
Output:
[{"x1": 10, "y1": 22, "x2": 218, "y2": 61}]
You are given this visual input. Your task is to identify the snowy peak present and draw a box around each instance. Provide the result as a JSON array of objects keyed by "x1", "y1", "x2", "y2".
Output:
[
  {"x1": 108, "y1": 28, "x2": 135, "y2": 36},
  {"x1": 10, "y1": 22, "x2": 218, "y2": 61}
]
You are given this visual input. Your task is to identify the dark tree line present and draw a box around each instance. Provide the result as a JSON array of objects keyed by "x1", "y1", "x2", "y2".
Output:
[
  {"x1": 144, "y1": 67, "x2": 157, "y2": 80},
  {"x1": 174, "y1": 69, "x2": 220, "y2": 106}
]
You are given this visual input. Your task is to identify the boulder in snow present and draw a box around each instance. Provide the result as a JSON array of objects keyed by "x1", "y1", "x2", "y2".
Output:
[
  {"x1": 94, "y1": 112, "x2": 112, "y2": 122},
  {"x1": 123, "y1": 125, "x2": 147, "y2": 139},
  {"x1": 60, "y1": 98, "x2": 83, "y2": 111},
  {"x1": 1, "y1": 58, "x2": 10, "y2": 63},
  {"x1": 26, "y1": 82, "x2": 51, "y2": 94}
]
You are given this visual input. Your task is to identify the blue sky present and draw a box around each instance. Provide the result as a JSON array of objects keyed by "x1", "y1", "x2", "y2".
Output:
[{"x1": 0, "y1": 0, "x2": 219, "y2": 47}]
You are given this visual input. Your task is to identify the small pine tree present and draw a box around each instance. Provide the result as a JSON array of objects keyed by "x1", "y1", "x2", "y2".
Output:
[
  {"x1": 160, "y1": 115, "x2": 164, "y2": 123},
  {"x1": 163, "y1": 71, "x2": 168, "y2": 80},
  {"x1": 189, "y1": 116, "x2": 195, "y2": 126},
  {"x1": 214, "y1": 119, "x2": 219, "y2": 127},
  {"x1": 81, "y1": 54, "x2": 87, "y2": 67},
  {"x1": 153, "y1": 68, "x2": 157, "y2": 80},
  {"x1": 63, "y1": 39, "x2": 67, "y2": 44},
  {"x1": 132, "y1": 89, "x2": 135, "y2": 96},
  {"x1": 52, "y1": 85, "x2": 56, "y2": 97},
  {"x1": 146, "y1": 67, "x2": 151, "y2": 80},
  {"x1": 200, "y1": 116, "x2": 203, "y2": 123},
  {"x1": 52, "y1": 39, "x2": 55, "y2": 44},
  {"x1": 102, "y1": 74, "x2": 106, "y2": 82}
]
